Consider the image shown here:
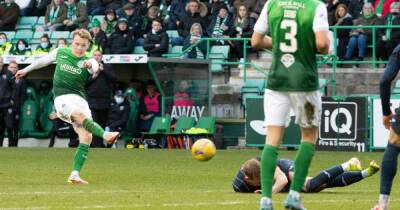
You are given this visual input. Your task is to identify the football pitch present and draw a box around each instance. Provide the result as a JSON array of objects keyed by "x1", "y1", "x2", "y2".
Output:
[{"x1": 0, "y1": 148, "x2": 398, "y2": 210}]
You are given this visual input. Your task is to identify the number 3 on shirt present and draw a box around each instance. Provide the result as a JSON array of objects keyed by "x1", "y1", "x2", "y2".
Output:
[{"x1": 279, "y1": 19, "x2": 298, "y2": 53}]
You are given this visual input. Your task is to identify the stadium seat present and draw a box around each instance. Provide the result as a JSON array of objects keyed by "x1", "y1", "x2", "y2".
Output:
[
  {"x1": 16, "y1": 16, "x2": 38, "y2": 30},
  {"x1": 209, "y1": 46, "x2": 230, "y2": 73},
  {"x1": 13, "y1": 30, "x2": 34, "y2": 42},
  {"x1": 142, "y1": 117, "x2": 171, "y2": 147},
  {"x1": 50, "y1": 31, "x2": 70, "y2": 40},
  {"x1": 166, "y1": 30, "x2": 179, "y2": 40},
  {"x1": 319, "y1": 78, "x2": 328, "y2": 95},
  {"x1": 133, "y1": 46, "x2": 147, "y2": 54},
  {"x1": 36, "y1": 16, "x2": 45, "y2": 28},
  {"x1": 168, "y1": 45, "x2": 183, "y2": 58},
  {"x1": 19, "y1": 87, "x2": 39, "y2": 137},
  {"x1": 167, "y1": 116, "x2": 195, "y2": 149},
  {"x1": 240, "y1": 79, "x2": 265, "y2": 108}
]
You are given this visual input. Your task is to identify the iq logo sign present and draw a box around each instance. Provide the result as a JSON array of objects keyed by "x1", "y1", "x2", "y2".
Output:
[{"x1": 317, "y1": 97, "x2": 367, "y2": 152}]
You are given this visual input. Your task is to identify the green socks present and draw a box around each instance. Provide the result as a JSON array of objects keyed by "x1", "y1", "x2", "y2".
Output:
[
  {"x1": 291, "y1": 142, "x2": 315, "y2": 192},
  {"x1": 82, "y1": 118, "x2": 105, "y2": 138},
  {"x1": 72, "y1": 143, "x2": 90, "y2": 172},
  {"x1": 261, "y1": 144, "x2": 278, "y2": 198}
]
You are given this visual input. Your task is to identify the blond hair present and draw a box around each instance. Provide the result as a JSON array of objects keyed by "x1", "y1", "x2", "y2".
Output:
[{"x1": 72, "y1": 29, "x2": 92, "y2": 42}]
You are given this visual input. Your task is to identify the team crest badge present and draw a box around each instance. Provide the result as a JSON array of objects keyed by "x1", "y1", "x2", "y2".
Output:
[{"x1": 281, "y1": 54, "x2": 295, "y2": 68}]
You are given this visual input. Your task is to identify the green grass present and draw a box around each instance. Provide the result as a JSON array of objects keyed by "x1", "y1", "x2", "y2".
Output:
[{"x1": 0, "y1": 148, "x2": 397, "y2": 209}]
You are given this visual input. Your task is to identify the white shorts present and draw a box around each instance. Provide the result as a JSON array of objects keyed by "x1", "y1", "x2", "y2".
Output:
[
  {"x1": 54, "y1": 94, "x2": 92, "y2": 126},
  {"x1": 264, "y1": 89, "x2": 322, "y2": 128}
]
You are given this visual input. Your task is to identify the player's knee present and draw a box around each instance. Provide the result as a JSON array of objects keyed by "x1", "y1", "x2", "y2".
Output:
[{"x1": 72, "y1": 111, "x2": 86, "y2": 123}]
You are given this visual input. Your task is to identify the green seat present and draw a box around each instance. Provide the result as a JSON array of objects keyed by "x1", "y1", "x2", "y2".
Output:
[
  {"x1": 171, "y1": 117, "x2": 196, "y2": 135},
  {"x1": 50, "y1": 31, "x2": 70, "y2": 40},
  {"x1": 168, "y1": 45, "x2": 183, "y2": 57},
  {"x1": 395, "y1": 80, "x2": 400, "y2": 88},
  {"x1": 28, "y1": 92, "x2": 54, "y2": 138},
  {"x1": 19, "y1": 87, "x2": 39, "y2": 137},
  {"x1": 13, "y1": 30, "x2": 34, "y2": 42},
  {"x1": 319, "y1": 78, "x2": 328, "y2": 95},
  {"x1": 241, "y1": 79, "x2": 265, "y2": 107},
  {"x1": 189, "y1": 117, "x2": 215, "y2": 135},
  {"x1": 133, "y1": 46, "x2": 147, "y2": 54},
  {"x1": 142, "y1": 117, "x2": 171, "y2": 148},
  {"x1": 209, "y1": 46, "x2": 230, "y2": 73},
  {"x1": 166, "y1": 30, "x2": 179, "y2": 41},
  {"x1": 16, "y1": 16, "x2": 38, "y2": 30},
  {"x1": 393, "y1": 88, "x2": 400, "y2": 94}
]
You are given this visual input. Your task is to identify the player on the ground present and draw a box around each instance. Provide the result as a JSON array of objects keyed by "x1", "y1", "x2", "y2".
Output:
[
  {"x1": 251, "y1": 0, "x2": 330, "y2": 209},
  {"x1": 233, "y1": 157, "x2": 380, "y2": 194},
  {"x1": 372, "y1": 44, "x2": 400, "y2": 210},
  {"x1": 14, "y1": 29, "x2": 119, "y2": 184}
]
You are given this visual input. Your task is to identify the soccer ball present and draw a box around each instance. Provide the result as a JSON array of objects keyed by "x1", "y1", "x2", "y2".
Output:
[{"x1": 191, "y1": 138, "x2": 216, "y2": 161}]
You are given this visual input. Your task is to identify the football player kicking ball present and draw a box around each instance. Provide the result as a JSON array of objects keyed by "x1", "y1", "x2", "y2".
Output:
[
  {"x1": 15, "y1": 29, "x2": 119, "y2": 184},
  {"x1": 233, "y1": 157, "x2": 380, "y2": 194},
  {"x1": 251, "y1": 0, "x2": 330, "y2": 209}
]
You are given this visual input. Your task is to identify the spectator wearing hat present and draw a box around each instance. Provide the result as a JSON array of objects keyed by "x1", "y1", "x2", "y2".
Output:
[
  {"x1": 0, "y1": 0, "x2": 20, "y2": 30},
  {"x1": 122, "y1": 3, "x2": 143, "y2": 39},
  {"x1": 101, "y1": 8, "x2": 117, "y2": 37},
  {"x1": 137, "y1": 80, "x2": 161, "y2": 132},
  {"x1": 11, "y1": 39, "x2": 32, "y2": 55},
  {"x1": 87, "y1": 50, "x2": 116, "y2": 147},
  {"x1": 166, "y1": 0, "x2": 189, "y2": 30},
  {"x1": 143, "y1": 19, "x2": 169, "y2": 57},
  {"x1": 105, "y1": 17, "x2": 135, "y2": 54},
  {"x1": 207, "y1": 5, "x2": 233, "y2": 45},
  {"x1": 89, "y1": 19, "x2": 107, "y2": 56},
  {"x1": 0, "y1": 33, "x2": 13, "y2": 56},
  {"x1": 105, "y1": 90, "x2": 130, "y2": 139},
  {"x1": 43, "y1": 0, "x2": 68, "y2": 31},
  {"x1": 60, "y1": 0, "x2": 89, "y2": 31}
]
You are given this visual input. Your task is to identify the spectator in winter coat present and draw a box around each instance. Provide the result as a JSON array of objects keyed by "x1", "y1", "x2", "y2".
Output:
[
  {"x1": 344, "y1": 3, "x2": 377, "y2": 62},
  {"x1": 0, "y1": 57, "x2": 14, "y2": 147},
  {"x1": 43, "y1": 0, "x2": 68, "y2": 31},
  {"x1": 166, "y1": 0, "x2": 189, "y2": 30},
  {"x1": 177, "y1": 0, "x2": 207, "y2": 38},
  {"x1": 101, "y1": 8, "x2": 117, "y2": 37},
  {"x1": 105, "y1": 90, "x2": 130, "y2": 133},
  {"x1": 89, "y1": 19, "x2": 107, "y2": 55},
  {"x1": 105, "y1": 17, "x2": 135, "y2": 54},
  {"x1": 228, "y1": 5, "x2": 255, "y2": 59},
  {"x1": 333, "y1": 4, "x2": 353, "y2": 60},
  {"x1": 121, "y1": 3, "x2": 143, "y2": 39},
  {"x1": 87, "y1": 50, "x2": 116, "y2": 147},
  {"x1": 207, "y1": 5, "x2": 233, "y2": 45},
  {"x1": 182, "y1": 23, "x2": 207, "y2": 59},
  {"x1": 61, "y1": 0, "x2": 89, "y2": 31},
  {"x1": 0, "y1": 0, "x2": 20, "y2": 30},
  {"x1": 143, "y1": 19, "x2": 169, "y2": 57},
  {"x1": 6, "y1": 61, "x2": 26, "y2": 147}
]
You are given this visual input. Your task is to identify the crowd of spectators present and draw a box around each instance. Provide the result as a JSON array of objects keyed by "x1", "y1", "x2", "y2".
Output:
[{"x1": 0, "y1": 0, "x2": 398, "y2": 61}]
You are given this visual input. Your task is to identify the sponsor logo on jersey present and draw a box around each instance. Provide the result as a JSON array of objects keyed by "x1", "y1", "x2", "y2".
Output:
[{"x1": 60, "y1": 63, "x2": 82, "y2": 75}]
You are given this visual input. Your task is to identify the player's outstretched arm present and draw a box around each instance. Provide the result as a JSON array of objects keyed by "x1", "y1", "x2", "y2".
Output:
[
  {"x1": 272, "y1": 167, "x2": 288, "y2": 194},
  {"x1": 15, "y1": 49, "x2": 58, "y2": 80}
]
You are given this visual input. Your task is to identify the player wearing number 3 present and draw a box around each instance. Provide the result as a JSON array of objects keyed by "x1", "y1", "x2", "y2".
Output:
[
  {"x1": 15, "y1": 29, "x2": 120, "y2": 185},
  {"x1": 251, "y1": 0, "x2": 330, "y2": 209}
]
